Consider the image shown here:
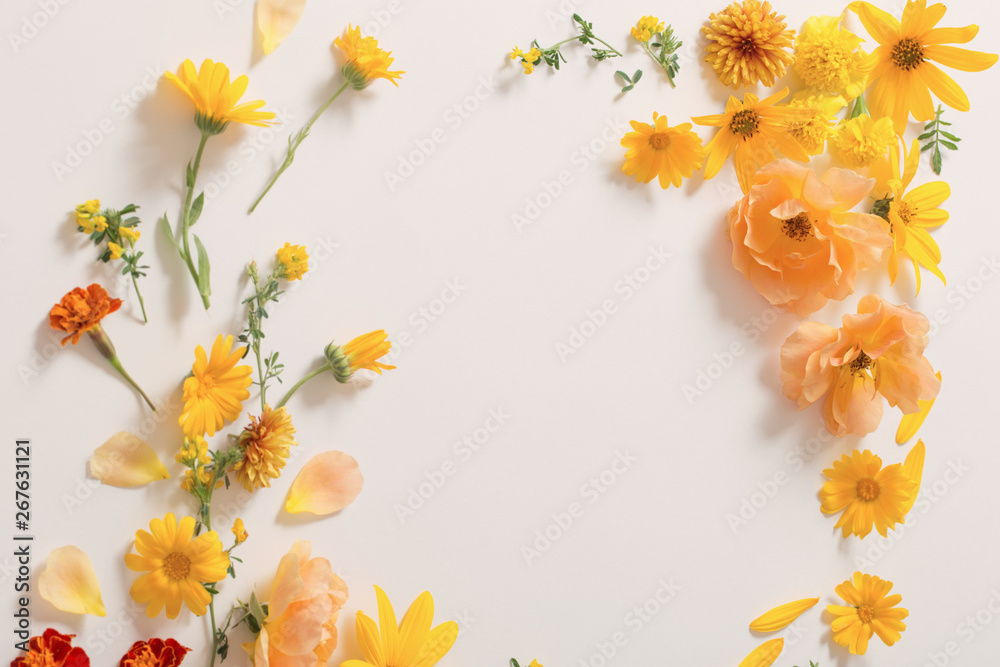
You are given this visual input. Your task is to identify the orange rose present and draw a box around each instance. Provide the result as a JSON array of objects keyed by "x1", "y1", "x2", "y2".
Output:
[
  {"x1": 728, "y1": 160, "x2": 891, "y2": 316},
  {"x1": 49, "y1": 284, "x2": 122, "y2": 345},
  {"x1": 244, "y1": 540, "x2": 348, "y2": 667},
  {"x1": 781, "y1": 294, "x2": 940, "y2": 436}
]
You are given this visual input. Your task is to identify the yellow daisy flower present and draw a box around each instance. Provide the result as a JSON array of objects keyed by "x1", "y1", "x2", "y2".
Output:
[
  {"x1": 165, "y1": 59, "x2": 276, "y2": 135},
  {"x1": 621, "y1": 113, "x2": 707, "y2": 189},
  {"x1": 692, "y1": 88, "x2": 812, "y2": 193},
  {"x1": 785, "y1": 93, "x2": 847, "y2": 155},
  {"x1": 703, "y1": 1, "x2": 795, "y2": 88},
  {"x1": 852, "y1": 0, "x2": 998, "y2": 133},
  {"x1": 834, "y1": 113, "x2": 896, "y2": 167},
  {"x1": 233, "y1": 406, "x2": 297, "y2": 492},
  {"x1": 325, "y1": 330, "x2": 396, "y2": 383},
  {"x1": 828, "y1": 572, "x2": 908, "y2": 655},
  {"x1": 336, "y1": 25, "x2": 404, "y2": 89},
  {"x1": 794, "y1": 14, "x2": 868, "y2": 99},
  {"x1": 276, "y1": 242, "x2": 309, "y2": 281},
  {"x1": 631, "y1": 16, "x2": 664, "y2": 42},
  {"x1": 820, "y1": 449, "x2": 919, "y2": 538},
  {"x1": 340, "y1": 586, "x2": 458, "y2": 667},
  {"x1": 178, "y1": 335, "x2": 253, "y2": 438},
  {"x1": 124, "y1": 513, "x2": 230, "y2": 619}
]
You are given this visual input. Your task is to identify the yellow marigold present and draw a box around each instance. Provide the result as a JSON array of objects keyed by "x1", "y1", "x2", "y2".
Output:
[
  {"x1": 828, "y1": 572, "x2": 908, "y2": 655},
  {"x1": 794, "y1": 14, "x2": 868, "y2": 99},
  {"x1": 325, "y1": 330, "x2": 396, "y2": 383},
  {"x1": 785, "y1": 93, "x2": 847, "y2": 155},
  {"x1": 233, "y1": 406, "x2": 297, "y2": 492},
  {"x1": 335, "y1": 24, "x2": 403, "y2": 89},
  {"x1": 834, "y1": 113, "x2": 895, "y2": 168},
  {"x1": 178, "y1": 335, "x2": 253, "y2": 438},
  {"x1": 621, "y1": 113, "x2": 707, "y2": 189},
  {"x1": 165, "y1": 59, "x2": 275, "y2": 135},
  {"x1": 704, "y1": 0, "x2": 795, "y2": 88},
  {"x1": 820, "y1": 449, "x2": 919, "y2": 538},
  {"x1": 276, "y1": 242, "x2": 309, "y2": 280},
  {"x1": 631, "y1": 16, "x2": 664, "y2": 42}
]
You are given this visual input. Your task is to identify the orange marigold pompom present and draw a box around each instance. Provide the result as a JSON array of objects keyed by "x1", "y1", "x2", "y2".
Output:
[{"x1": 49, "y1": 284, "x2": 122, "y2": 345}]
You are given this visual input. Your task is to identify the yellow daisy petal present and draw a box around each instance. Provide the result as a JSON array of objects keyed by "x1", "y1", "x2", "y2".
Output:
[
  {"x1": 39, "y1": 545, "x2": 106, "y2": 617},
  {"x1": 897, "y1": 372, "x2": 941, "y2": 443},
  {"x1": 750, "y1": 597, "x2": 821, "y2": 632},
  {"x1": 738, "y1": 638, "x2": 783, "y2": 667},
  {"x1": 900, "y1": 440, "x2": 926, "y2": 515},
  {"x1": 89, "y1": 431, "x2": 170, "y2": 487}
]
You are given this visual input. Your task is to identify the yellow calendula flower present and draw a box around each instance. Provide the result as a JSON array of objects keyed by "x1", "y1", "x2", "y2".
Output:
[
  {"x1": 165, "y1": 59, "x2": 276, "y2": 135},
  {"x1": 834, "y1": 113, "x2": 896, "y2": 167},
  {"x1": 232, "y1": 406, "x2": 297, "y2": 492},
  {"x1": 631, "y1": 16, "x2": 664, "y2": 42},
  {"x1": 178, "y1": 335, "x2": 253, "y2": 438},
  {"x1": 108, "y1": 242, "x2": 123, "y2": 260},
  {"x1": 325, "y1": 330, "x2": 396, "y2": 383},
  {"x1": 231, "y1": 518, "x2": 248, "y2": 545},
  {"x1": 124, "y1": 513, "x2": 230, "y2": 619},
  {"x1": 336, "y1": 24, "x2": 404, "y2": 89},
  {"x1": 784, "y1": 93, "x2": 847, "y2": 155},
  {"x1": 621, "y1": 113, "x2": 707, "y2": 189},
  {"x1": 820, "y1": 449, "x2": 920, "y2": 538},
  {"x1": 692, "y1": 88, "x2": 812, "y2": 193},
  {"x1": 828, "y1": 572, "x2": 908, "y2": 655},
  {"x1": 276, "y1": 242, "x2": 309, "y2": 280},
  {"x1": 340, "y1": 586, "x2": 458, "y2": 667},
  {"x1": 749, "y1": 597, "x2": 820, "y2": 632},
  {"x1": 704, "y1": 1, "x2": 795, "y2": 88},
  {"x1": 852, "y1": 0, "x2": 998, "y2": 133},
  {"x1": 795, "y1": 14, "x2": 868, "y2": 99},
  {"x1": 897, "y1": 373, "x2": 940, "y2": 443},
  {"x1": 737, "y1": 638, "x2": 783, "y2": 666}
]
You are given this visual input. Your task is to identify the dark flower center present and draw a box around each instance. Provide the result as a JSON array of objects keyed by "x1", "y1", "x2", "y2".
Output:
[
  {"x1": 729, "y1": 109, "x2": 760, "y2": 139},
  {"x1": 781, "y1": 212, "x2": 812, "y2": 241},
  {"x1": 891, "y1": 37, "x2": 924, "y2": 70}
]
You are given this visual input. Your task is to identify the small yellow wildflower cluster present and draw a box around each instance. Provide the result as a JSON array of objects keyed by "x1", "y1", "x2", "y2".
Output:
[
  {"x1": 231, "y1": 517, "x2": 249, "y2": 545},
  {"x1": 75, "y1": 200, "x2": 107, "y2": 234},
  {"x1": 510, "y1": 46, "x2": 542, "y2": 74},
  {"x1": 630, "y1": 16, "x2": 663, "y2": 42},
  {"x1": 834, "y1": 113, "x2": 896, "y2": 168},
  {"x1": 176, "y1": 436, "x2": 220, "y2": 492},
  {"x1": 276, "y1": 242, "x2": 309, "y2": 281}
]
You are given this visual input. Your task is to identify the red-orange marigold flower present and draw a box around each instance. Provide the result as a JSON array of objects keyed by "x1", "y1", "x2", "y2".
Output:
[
  {"x1": 49, "y1": 284, "x2": 122, "y2": 345},
  {"x1": 118, "y1": 638, "x2": 190, "y2": 667},
  {"x1": 12, "y1": 628, "x2": 90, "y2": 667}
]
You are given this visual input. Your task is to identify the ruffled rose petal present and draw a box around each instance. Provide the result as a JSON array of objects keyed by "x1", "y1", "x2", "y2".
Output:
[
  {"x1": 39, "y1": 545, "x2": 106, "y2": 617},
  {"x1": 285, "y1": 451, "x2": 364, "y2": 515},
  {"x1": 90, "y1": 432, "x2": 170, "y2": 487},
  {"x1": 257, "y1": 0, "x2": 307, "y2": 54}
]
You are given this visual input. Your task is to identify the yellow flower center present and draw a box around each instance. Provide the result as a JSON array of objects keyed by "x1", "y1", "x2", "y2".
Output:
[
  {"x1": 891, "y1": 37, "x2": 924, "y2": 71},
  {"x1": 729, "y1": 109, "x2": 760, "y2": 139},
  {"x1": 849, "y1": 351, "x2": 873, "y2": 375},
  {"x1": 781, "y1": 213, "x2": 812, "y2": 241},
  {"x1": 194, "y1": 373, "x2": 216, "y2": 398},
  {"x1": 22, "y1": 651, "x2": 58, "y2": 667},
  {"x1": 857, "y1": 603, "x2": 876, "y2": 623},
  {"x1": 127, "y1": 647, "x2": 159, "y2": 667},
  {"x1": 163, "y1": 552, "x2": 192, "y2": 580},
  {"x1": 856, "y1": 477, "x2": 881, "y2": 501},
  {"x1": 648, "y1": 132, "x2": 671, "y2": 150}
]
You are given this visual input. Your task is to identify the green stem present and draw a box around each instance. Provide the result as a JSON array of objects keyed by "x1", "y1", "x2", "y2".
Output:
[
  {"x1": 177, "y1": 131, "x2": 212, "y2": 309},
  {"x1": 590, "y1": 35, "x2": 623, "y2": 57},
  {"x1": 107, "y1": 355, "x2": 156, "y2": 411},
  {"x1": 642, "y1": 43, "x2": 674, "y2": 87},
  {"x1": 275, "y1": 362, "x2": 331, "y2": 409},
  {"x1": 209, "y1": 600, "x2": 219, "y2": 667},
  {"x1": 130, "y1": 273, "x2": 148, "y2": 323},
  {"x1": 249, "y1": 80, "x2": 351, "y2": 213},
  {"x1": 849, "y1": 95, "x2": 870, "y2": 119}
]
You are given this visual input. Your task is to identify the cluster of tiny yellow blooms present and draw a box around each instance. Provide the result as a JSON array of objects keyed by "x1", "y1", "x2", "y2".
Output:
[
  {"x1": 276, "y1": 242, "x2": 309, "y2": 281},
  {"x1": 834, "y1": 113, "x2": 896, "y2": 168},
  {"x1": 785, "y1": 94, "x2": 846, "y2": 156},
  {"x1": 794, "y1": 14, "x2": 867, "y2": 99},
  {"x1": 231, "y1": 517, "x2": 248, "y2": 545},
  {"x1": 176, "y1": 436, "x2": 220, "y2": 492},
  {"x1": 510, "y1": 46, "x2": 542, "y2": 74},
  {"x1": 631, "y1": 16, "x2": 663, "y2": 42},
  {"x1": 75, "y1": 200, "x2": 107, "y2": 234}
]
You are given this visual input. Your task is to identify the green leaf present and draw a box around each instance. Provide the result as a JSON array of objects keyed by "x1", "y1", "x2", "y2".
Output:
[
  {"x1": 186, "y1": 161, "x2": 195, "y2": 188},
  {"x1": 193, "y1": 234, "x2": 212, "y2": 296},
  {"x1": 249, "y1": 590, "x2": 266, "y2": 626},
  {"x1": 931, "y1": 148, "x2": 942, "y2": 175},
  {"x1": 621, "y1": 84, "x2": 634, "y2": 92},
  {"x1": 939, "y1": 131, "x2": 961, "y2": 142},
  {"x1": 920, "y1": 142, "x2": 935, "y2": 152},
  {"x1": 940, "y1": 140, "x2": 958, "y2": 150},
  {"x1": 632, "y1": 69, "x2": 643, "y2": 83},
  {"x1": 189, "y1": 192, "x2": 205, "y2": 226},
  {"x1": 159, "y1": 214, "x2": 182, "y2": 253},
  {"x1": 917, "y1": 131, "x2": 936, "y2": 140},
  {"x1": 615, "y1": 70, "x2": 631, "y2": 82}
]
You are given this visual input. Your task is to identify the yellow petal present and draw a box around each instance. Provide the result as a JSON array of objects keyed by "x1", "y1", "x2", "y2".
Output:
[
  {"x1": 749, "y1": 597, "x2": 820, "y2": 632},
  {"x1": 900, "y1": 440, "x2": 926, "y2": 515},
  {"x1": 738, "y1": 638, "x2": 784, "y2": 667},
  {"x1": 896, "y1": 372, "x2": 941, "y2": 443},
  {"x1": 89, "y1": 432, "x2": 170, "y2": 487},
  {"x1": 257, "y1": 0, "x2": 306, "y2": 55},
  {"x1": 285, "y1": 451, "x2": 364, "y2": 515},
  {"x1": 39, "y1": 546, "x2": 106, "y2": 617}
]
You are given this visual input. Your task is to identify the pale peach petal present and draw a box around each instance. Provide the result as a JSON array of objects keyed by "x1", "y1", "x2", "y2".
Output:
[
  {"x1": 39, "y1": 545, "x2": 106, "y2": 616},
  {"x1": 89, "y1": 431, "x2": 170, "y2": 487},
  {"x1": 257, "y1": 0, "x2": 306, "y2": 54},
  {"x1": 285, "y1": 451, "x2": 364, "y2": 515}
]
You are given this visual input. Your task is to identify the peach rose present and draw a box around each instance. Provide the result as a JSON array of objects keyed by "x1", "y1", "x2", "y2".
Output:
[
  {"x1": 727, "y1": 160, "x2": 891, "y2": 316},
  {"x1": 244, "y1": 540, "x2": 348, "y2": 667},
  {"x1": 781, "y1": 294, "x2": 940, "y2": 436}
]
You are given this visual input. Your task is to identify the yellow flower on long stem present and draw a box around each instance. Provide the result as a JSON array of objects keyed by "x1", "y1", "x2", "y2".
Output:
[
  {"x1": 703, "y1": 1, "x2": 795, "y2": 88},
  {"x1": 692, "y1": 88, "x2": 812, "y2": 193},
  {"x1": 828, "y1": 572, "x2": 908, "y2": 655},
  {"x1": 794, "y1": 14, "x2": 868, "y2": 99},
  {"x1": 851, "y1": 0, "x2": 998, "y2": 133},
  {"x1": 179, "y1": 335, "x2": 253, "y2": 438},
  {"x1": 621, "y1": 113, "x2": 707, "y2": 189},
  {"x1": 820, "y1": 449, "x2": 919, "y2": 538},
  {"x1": 165, "y1": 59, "x2": 275, "y2": 135},
  {"x1": 340, "y1": 586, "x2": 458, "y2": 667}
]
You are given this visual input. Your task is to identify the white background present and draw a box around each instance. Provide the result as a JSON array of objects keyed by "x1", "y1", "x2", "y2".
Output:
[{"x1": 2, "y1": 0, "x2": 1000, "y2": 665}]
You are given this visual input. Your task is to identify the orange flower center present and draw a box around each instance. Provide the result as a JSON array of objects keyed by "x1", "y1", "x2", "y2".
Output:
[
  {"x1": 648, "y1": 132, "x2": 671, "y2": 150},
  {"x1": 856, "y1": 477, "x2": 881, "y2": 501},
  {"x1": 729, "y1": 109, "x2": 760, "y2": 139},
  {"x1": 194, "y1": 373, "x2": 216, "y2": 398},
  {"x1": 163, "y1": 552, "x2": 192, "y2": 580},
  {"x1": 857, "y1": 603, "x2": 876, "y2": 623},
  {"x1": 126, "y1": 647, "x2": 159, "y2": 667},
  {"x1": 21, "y1": 650, "x2": 58, "y2": 667},
  {"x1": 891, "y1": 37, "x2": 924, "y2": 70},
  {"x1": 781, "y1": 213, "x2": 812, "y2": 241},
  {"x1": 849, "y1": 351, "x2": 873, "y2": 375}
]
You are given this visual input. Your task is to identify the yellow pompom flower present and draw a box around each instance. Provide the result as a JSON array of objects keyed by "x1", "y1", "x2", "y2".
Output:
[
  {"x1": 834, "y1": 113, "x2": 896, "y2": 167},
  {"x1": 178, "y1": 335, "x2": 253, "y2": 438},
  {"x1": 231, "y1": 518, "x2": 248, "y2": 545},
  {"x1": 851, "y1": 0, "x2": 998, "y2": 133},
  {"x1": 621, "y1": 113, "x2": 707, "y2": 189},
  {"x1": 631, "y1": 16, "x2": 664, "y2": 42},
  {"x1": 820, "y1": 449, "x2": 919, "y2": 538},
  {"x1": 794, "y1": 14, "x2": 868, "y2": 99},
  {"x1": 165, "y1": 59, "x2": 276, "y2": 135},
  {"x1": 108, "y1": 242, "x2": 123, "y2": 260},
  {"x1": 276, "y1": 242, "x2": 309, "y2": 281},
  {"x1": 124, "y1": 513, "x2": 230, "y2": 619},
  {"x1": 785, "y1": 93, "x2": 847, "y2": 155},
  {"x1": 232, "y1": 406, "x2": 297, "y2": 493},
  {"x1": 704, "y1": 1, "x2": 795, "y2": 88},
  {"x1": 336, "y1": 24, "x2": 404, "y2": 89},
  {"x1": 828, "y1": 572, "x2": 908, "y2": 655}
]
